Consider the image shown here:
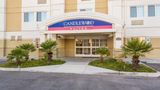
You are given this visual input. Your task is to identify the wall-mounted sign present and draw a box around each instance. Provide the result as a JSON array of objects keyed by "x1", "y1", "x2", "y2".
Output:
[
  {"x1": 131, "y1": 20, "x2": 144, "y2": 25},
  {"x1": 48, "y1": 19, "x2": 112, "y2": 31}
]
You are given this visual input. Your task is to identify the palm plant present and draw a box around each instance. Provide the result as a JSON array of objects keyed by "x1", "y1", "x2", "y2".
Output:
[
  {"x1": 7, "y1": 48, "x2": 27, "y2": 66},
  {"x1": 96, "y1": 47, "x2": 110, "y2": 63},
  {"x1": 17, "y1": 43, "x2": 36, "y2": 61},
  {"x1": 40, "y1": 39, "x2": 57, "y2": 63},
  {"x1": 122, "y1": 38, "x2": 153, "y2": 71}
]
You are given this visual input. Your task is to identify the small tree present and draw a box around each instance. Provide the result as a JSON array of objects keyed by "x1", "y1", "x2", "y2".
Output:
[
  {"x1": 122, "y1": 38, "x2": 153, "y2": 71},
  {"x1": 40, "y1": 39, "x2": 57, "y2": 63},
  {"x1": 17, "y1": 43, "x2": 36, "y2": 60},
  {"x1": 7, "y1": 48, "x2": 27, "y2": 66},
  {"x1": 96, "y1": 47, "x2": 110, "y2": 63}
]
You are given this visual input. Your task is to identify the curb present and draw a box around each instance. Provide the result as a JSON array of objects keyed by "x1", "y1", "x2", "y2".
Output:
[
  {"x1": 115, "y1": 72, "x2": 160, "y2": 77},
  {"x1": 0, "y1": 67, "x2": 159, "y2": 77}
]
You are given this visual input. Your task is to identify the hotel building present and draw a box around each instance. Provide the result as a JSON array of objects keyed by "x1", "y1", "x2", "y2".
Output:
[{"x1": 0, "y1": 0, "x2": 160, "y2": 59}]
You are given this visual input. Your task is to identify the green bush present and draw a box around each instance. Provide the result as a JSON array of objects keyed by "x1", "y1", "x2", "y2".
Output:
[
  {"x1": 0, "y1": 59, "x2": 65, "y2": 68},
  {"x1": 89, "y1": 58, "x2": 156, "y2": 73}
]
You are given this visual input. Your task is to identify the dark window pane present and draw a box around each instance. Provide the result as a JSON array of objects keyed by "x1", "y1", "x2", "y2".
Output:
[
  {"x1": 148, "y1": 5, "x2": 155, "y2": 16},
  {"x1": 130, "y1": 6, "x2": 137, "y2": 17}
]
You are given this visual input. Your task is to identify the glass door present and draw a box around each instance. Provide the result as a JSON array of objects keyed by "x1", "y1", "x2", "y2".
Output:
[
  {"x1": 75, "y1": 39, "x2": 107, "y2": 57},
  {"x1": 76, "y1": 39, "x2": 91, "y2": 56}
]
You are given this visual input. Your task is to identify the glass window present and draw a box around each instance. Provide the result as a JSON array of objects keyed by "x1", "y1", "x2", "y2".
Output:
[
  {"x1": 76, "y1": 48, "x2": 83, "y2": 54},
  {"x1": 92, "y1": 48, "x2": 98, "y2": 55},
  {"x1": 10, "y1": 36, "x2": 16, "y2": 41},
  {"x1": 76, "y1": 39, "x2": 83, "y2": 46},
  {"x1": 24, "y1": 12, "x2": 34, "y2": 22},
  {"x1": 17, "y1": 36, "x2": 22, "y2": 41},
  {"x1": 92, "y1": 39, "x2": 100, "y2": 46},
  {"x1": 130, "y1": 6, "x2": 137, "y2": 17},
  {"x1": 137, "y1": 6, "x2": 144, "y2": 17},
  {"x1": 130, "y1": 6, "x2": 144, "y2": 18},
  {"x1": 148, "y1": 5, "x2": 155, "y2": 16},
  {"x1": 24, "y1": 13, "x2": 29, "y2": 22},
  {"x1": 83, "y1": 48, "x2": 90, "y2": 55},
  {"x1": 83, "y1": 39, "x2": 90, "y2": 46},
  {"x1": 156, "y1": 5, "x2": 160, "y2": 16},
  {"x1": 80, "y1": 8, "x2": 93, "y2": 12},
  {"x1": 100, "y1": 39, "x2": 107, "y2": 46},
  {"x1": 37, "y1": 12, "x2": 47, "y2": 22}
]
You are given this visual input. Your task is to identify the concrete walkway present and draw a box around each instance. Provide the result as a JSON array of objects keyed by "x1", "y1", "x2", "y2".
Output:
[
  {"x1": 22, "y1": 58, "x2": 117, "y2": 74},
  {"x1": 0, "y1": 58, "x2": 160, "y2": 77}
]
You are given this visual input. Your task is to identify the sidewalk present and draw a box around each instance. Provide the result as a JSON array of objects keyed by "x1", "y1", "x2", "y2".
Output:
[{"x1": 0, "y1": 59, "x2": 159, "y2": 77}]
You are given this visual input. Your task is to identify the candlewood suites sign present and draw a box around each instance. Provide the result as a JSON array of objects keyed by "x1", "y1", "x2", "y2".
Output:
[{"x1": 48, "y1": 19, "x2": 112, "y2": 31}]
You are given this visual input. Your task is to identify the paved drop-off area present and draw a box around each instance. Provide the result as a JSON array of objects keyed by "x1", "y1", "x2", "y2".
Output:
[
  {"x1": 0, "y1": 71, "x2": 160, "y2": 90},
  {"x1": 21, "y1": 58, "x2": 116, "y2": 74}
]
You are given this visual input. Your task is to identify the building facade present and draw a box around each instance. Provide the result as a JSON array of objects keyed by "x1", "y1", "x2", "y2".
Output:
[{"x1": 0, "y1": 0, "x2": 160, "y2": 58}]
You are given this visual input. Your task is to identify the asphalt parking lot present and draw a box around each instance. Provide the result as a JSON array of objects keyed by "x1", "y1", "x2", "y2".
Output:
[{"x1": 0, "y1": 71, "x2": 159, "y2": 90}]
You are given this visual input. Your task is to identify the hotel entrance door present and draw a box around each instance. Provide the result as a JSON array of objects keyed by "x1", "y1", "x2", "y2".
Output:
[{"x1": 75, "y1": 39, "x2": 107, "y2": 57}]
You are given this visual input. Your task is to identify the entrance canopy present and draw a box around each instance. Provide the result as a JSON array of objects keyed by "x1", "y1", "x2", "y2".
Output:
[
  {"x1": 48, "y1": 18, "x2": 112, "y2": 31},
  {"x1": 44, "y1": 12, "x2": 122, "y2": 34}
]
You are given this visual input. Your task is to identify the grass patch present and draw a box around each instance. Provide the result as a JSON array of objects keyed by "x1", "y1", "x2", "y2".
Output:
[
  {"x1": 89, "y1": 58, "x2": 156, "y2": 73},
  {"x1": 0, "y1": 59, "x2": 65, "y2": 68}
]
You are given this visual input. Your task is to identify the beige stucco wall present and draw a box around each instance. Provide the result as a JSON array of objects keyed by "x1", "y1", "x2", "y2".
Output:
[
  {"x1": 95, "y1": 0, "x2": 108, "y2": 14},
  {"x1": 145, "y1": 38, "x2": 160, "y2": 58},
  {"x1": 107, "y1": 37, "x2": 113, "y2": 57},
  {"x1": 0, "y1": 40, "x2": 4, "y2": 56},
  {"x1": 57, "y1": 39, "x2": 65, "y2": 58},
  {"x1": 6, "y1": 0, "x2": 22, "y2": 32},
  {"x1": 65, "y1": 0, "x2": 77, "y2": 12},
  {"x1": 151, "y1": 38, "x2": 160, "y2": 48},
  {"x1": 65, "y1": 39, "x2": 75, "y2": 57},
  {"x1": 1, "y1": 39, "x2": 39, "y2": 58}
]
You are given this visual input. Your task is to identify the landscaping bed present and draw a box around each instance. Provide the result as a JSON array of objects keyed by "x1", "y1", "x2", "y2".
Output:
[
  {"x1": 89, "y1": 58, "x2": 156, "y2": 73},
  {"x1": 0, "y1": 59, "x2": 65, "y2": 68}
]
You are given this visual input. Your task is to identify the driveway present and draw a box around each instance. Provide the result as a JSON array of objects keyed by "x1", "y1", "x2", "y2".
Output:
[
  {"x1": 22, "y1": 57, "x2": 116, "y2": 74},
  {"x1": 0, "y1": 71, "x2": 160, "y2": 90}
]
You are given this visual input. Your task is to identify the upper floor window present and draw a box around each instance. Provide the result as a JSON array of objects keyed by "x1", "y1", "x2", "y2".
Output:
[
  {"x1": 156, "y1": 5, "x2": 160, "y2": 16},
  {"x1": 36, "y1": 12, "x2": 47, "y2": 22},
  {"x1": 130, "y1": 6, "x2": 144, "y2": 18},
  {"x1": 148, "y1": 5, "x2": 155, "y2": 16},
  {"x1": 24, "y1": 12, "x2": 34, "y2": 22},
  {"x1": 148, "y1": 5, "x2": 160, "y2": 17},
  {"x1": 37, "y1": 0, "x2": 47, "y2": 4}
]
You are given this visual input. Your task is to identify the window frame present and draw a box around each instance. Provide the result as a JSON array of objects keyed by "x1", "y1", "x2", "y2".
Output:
[
  {"x1": 130, "y1": 5, "x2": 144, "y2": 18},
  {"x1": 148, "y1": 5, "x2": 155, "y2": 17},
  {"x1": 24, "y1": 12, "x2": 34, "y2": 22},
  {"x1": 36, "y1": 11, "x2": 47, "y2": 22}
]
